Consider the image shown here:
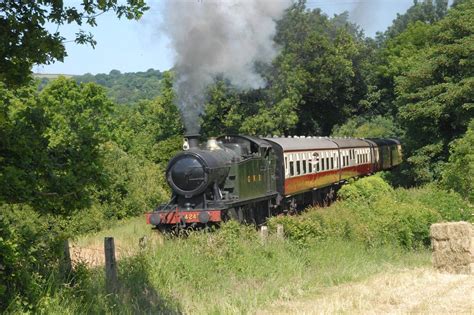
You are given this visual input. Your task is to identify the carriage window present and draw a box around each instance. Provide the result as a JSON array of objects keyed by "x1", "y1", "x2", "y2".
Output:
[
  {"x1": 302, "y1": 160, "x2": 307, "y2": 174},
  {"x1": 296, "y1": 161, "x2": 301, "y2": 175},
  {"x1": 289, "y1": 161, "x2": 294, "y2": 176},
  {"x1": 330, "y1": 157, "x2": 334, "y2": 169},
  {"x1": 308, "y1": 161, "x2": 312, "y2": 173},
  {"x1": 321, "y1": 158, "x2": 325, "y2": 170},
  {"x1": 316, "y1": 161, "x2": 320, "y2": 172}
]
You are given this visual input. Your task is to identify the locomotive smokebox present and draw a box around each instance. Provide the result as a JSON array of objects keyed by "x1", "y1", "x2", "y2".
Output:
[{"x1": 184, "y1": 134, "x2": 200, "y2": 150}]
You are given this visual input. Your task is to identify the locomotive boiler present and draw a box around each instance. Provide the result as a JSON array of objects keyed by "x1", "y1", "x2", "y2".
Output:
[{"x1": 147, "y1": 134, "x2": 402, "y2": 230}]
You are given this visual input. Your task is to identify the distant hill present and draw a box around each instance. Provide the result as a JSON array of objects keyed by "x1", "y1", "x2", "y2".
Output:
[
  {"x1": 34, "y1": 73, "x2": 74, "y2": 79},
  {"x1": 35, "y1": 69, "x2": 164, "y2": 104}
]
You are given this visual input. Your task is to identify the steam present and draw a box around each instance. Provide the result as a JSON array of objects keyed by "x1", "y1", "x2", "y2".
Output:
[{"x1": 162, "y1": 0, "x2": 291, "y2": 134}]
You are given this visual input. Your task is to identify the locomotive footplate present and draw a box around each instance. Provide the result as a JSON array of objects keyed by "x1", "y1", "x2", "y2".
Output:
[{"x1": 146, "y1": 208, "x2": 222, "y2": 225}]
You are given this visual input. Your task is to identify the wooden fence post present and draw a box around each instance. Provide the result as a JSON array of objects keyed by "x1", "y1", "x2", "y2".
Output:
[
  {"x1": 260, "y1": 226, "x2": 268, "y2": 242},
  {"x1": 277, "y1": 224, "x2": 284, "y2": 239},
  {"x1": 104, "y1": 237, "x2": 118, "y2": 294},
  {"x1": 61, "y1": 239, "x2": 72, "y2": 278}
]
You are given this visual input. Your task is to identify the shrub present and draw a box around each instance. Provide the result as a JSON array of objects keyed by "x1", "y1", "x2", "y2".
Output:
[
  {"x1": 338, "y1": 175, "x2": 393, "y2": 201},
  {"x1": 441, "y1": 119, "x2": 474, "y2": 203},
  {"x1": 269, "y1": 176, "x2": 469, "y2": 249},
  {"x1": 0, "y1": 203, "x2": 68, "y2": 311}
]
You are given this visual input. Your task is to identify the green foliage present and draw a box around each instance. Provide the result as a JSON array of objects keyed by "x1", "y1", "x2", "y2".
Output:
[
  {"x1": 441, "y1": 120, "x2": 474, "y2": 202},
  {"x1": 271, "y1": 176, "x2": 471, "y2": 249},
  {"x1": 73, "y1": 69, "x2": 164, "y2": 104},
  {"x1": 201, "y1": 80, "x2": 246, "y2": 136},
  {"x1": 332, "y1": 115, "x2": 403, "y2": 138},
  {"x1": 0, "y1": 76, "x2": 180, "y2": 310},
  {"x1": 396, "y1": 0, "x2": 474, "y2": 183},
  {"x1": 95, "y1": 142, "x2": 168, "y2": 221},
  {"x1": 0, "y1": 203, "x2": 68, "y2": 311},
  {"x1": 20, "y1": 225, "x2": 429, "y2": 314},
  {"x1": 111, "y1": 71, "x2": 183, "y2": 164},
  {"x1": 0, "y1": 78, "x2": 113, "y2": 214},
  {"x1": 395, "y1": 185, "x2": 473, "y2": 222},
  {"x1": 381, "y1": 0, "x2": 449, "y2": 40},
  {"x1": 200, "y1": 5, "x2": 374, "y2": 136},
  {"x1": 0, "y1": 1, "x2": 148, "y2": 87},
  {"x1": 338, "y1": 175, "x2": 394, "y2": 201}
]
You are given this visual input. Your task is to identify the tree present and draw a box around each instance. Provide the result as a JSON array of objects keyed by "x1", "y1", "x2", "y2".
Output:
[
  {"x1": 381, "y1": 0, "x2": 449, "y2": 41},
  {"x1": 237, "y1": 3, "x2": 373, "y2": 136},
  {"x1": 111, "y1": 71, "x2": 183, "y2": 164},
  {"x1": 441, "y1": 119, "x2": 474, "y2": 202},
  {"x1": 396, "y1": 0, "x2": 474, "y2": 183},
  {"x1": 365, "y1": 0, "x2": 451, "y2": 117},
  {"x1": 332, "y1": 116, "x2": 402, "y2": 138},
  {"x1": 0, "y1": 0, "x2": 148, "y2": 87},
  {"x1": 0, "y1": 78, "x2": 113, "y2": 214}
]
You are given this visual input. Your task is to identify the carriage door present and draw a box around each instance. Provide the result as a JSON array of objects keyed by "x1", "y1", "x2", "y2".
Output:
[{"x1": 263, "y1": 148, "x2": 275, "y2": 193}]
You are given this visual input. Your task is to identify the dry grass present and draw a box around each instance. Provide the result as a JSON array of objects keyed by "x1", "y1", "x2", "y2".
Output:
[
  {"x1": 258, "y1": 267, "x2": 474, "y2": 314},
  {"x1": 69, "y1": 216, "x2": 163, "y2": 267}
]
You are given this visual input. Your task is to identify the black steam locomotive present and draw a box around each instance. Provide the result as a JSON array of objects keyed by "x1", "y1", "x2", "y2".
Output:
[{"x1": 146, "y1": 134, "x2": 402, "y2": 230}]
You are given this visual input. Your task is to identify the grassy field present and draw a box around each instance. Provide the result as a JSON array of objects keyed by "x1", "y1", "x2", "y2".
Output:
[
  {"x1": 21, "y1": 177, "x2": 470, "y2": 314},
  {"x1": 34, "y1": 221, "x2": 430, "y2": 314}
]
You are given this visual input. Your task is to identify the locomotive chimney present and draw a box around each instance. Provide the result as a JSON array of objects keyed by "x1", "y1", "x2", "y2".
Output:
[{"x1": 184, "y1": 134, "x2": 200, "y2": 150}]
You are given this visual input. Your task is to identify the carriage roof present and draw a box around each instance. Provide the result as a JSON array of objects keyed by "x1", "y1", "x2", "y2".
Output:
[{"x1": 264, "y1": 137, "x2": 370, "y2": 152}]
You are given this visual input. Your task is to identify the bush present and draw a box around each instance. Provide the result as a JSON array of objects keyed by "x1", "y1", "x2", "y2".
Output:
[
  {"x1": 270, "y1": 176, "x2": 470, "y2": 249},
  {"x1": 94, "y1": 142, "x2": 169, "y2": 221},
  {"x1": 338, "y1": 175, "x2": 393, "y2": 201},
  {"x1": 0, "y1": 204, "x2": 68, "y2": 311},
  {"x1": 441, "y1": 119, "x2": 474, "y2": 203}
]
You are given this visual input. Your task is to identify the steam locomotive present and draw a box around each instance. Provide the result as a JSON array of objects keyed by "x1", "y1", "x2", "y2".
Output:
[{"x1": 146, "y1": 134, "x2": 402, "y2": 230}]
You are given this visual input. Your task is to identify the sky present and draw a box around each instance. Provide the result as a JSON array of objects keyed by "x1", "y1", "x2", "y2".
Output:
[{"x1": 35, "y1": 0, "x2": 416, "y2": 75}]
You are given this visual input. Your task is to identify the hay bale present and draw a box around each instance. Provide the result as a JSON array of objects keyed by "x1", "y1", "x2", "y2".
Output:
[{"x1": 430, "y1": 221, "x2": 473, "y2": 274}]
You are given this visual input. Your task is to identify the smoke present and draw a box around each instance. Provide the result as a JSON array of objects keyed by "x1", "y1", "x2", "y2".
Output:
[{"x1": 162, "y1": 0, "x2": 291, "y2": 134}]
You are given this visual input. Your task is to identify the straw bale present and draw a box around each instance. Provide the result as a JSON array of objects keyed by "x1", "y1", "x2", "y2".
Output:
[
  {"x1": 447, "y1": 222, "x2": 473, "y2": 239},
  {"x1": 431, "y1": 239, "x2": 449, "y2": 251},
  {"x1": 430, "y1": 221, "x2": 473, "y2": 240},
  {"x1": 449, "y1": 238, "x2": 471, "y2": 252},
  {"x1": 430, "y1": 223, "x2": 449, "y2": 240},
  {"x1": 430, "y1": 222, "x2": 474, "y2": 274},
  {"x1": 432, "y1": 251, "x2": 472, "y2": 266}
]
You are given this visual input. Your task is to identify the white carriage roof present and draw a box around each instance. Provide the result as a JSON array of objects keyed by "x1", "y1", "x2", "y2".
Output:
[{"x1": 264, "y1": 136, "x2": 370, "y2": 152}]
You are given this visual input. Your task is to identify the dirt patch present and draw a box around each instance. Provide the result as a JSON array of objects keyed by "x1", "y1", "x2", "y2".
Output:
[
  {"x1": 69, "y1": 234, "x2": 163, "y2": 267},
  {"x1": 258, "y1": 268, "x2": 474, "y2": 314}
]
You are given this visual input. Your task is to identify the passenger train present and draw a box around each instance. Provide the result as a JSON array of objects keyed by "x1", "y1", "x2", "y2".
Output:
[{"x1": 146, "y1": 134, "x2": 402, "y2": 230}]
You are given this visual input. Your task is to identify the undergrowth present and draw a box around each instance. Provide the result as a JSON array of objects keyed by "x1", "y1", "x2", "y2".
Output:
[
  {"x1": 6, "y1": 176, "x2": 472, "y2": 314},
  {"x1": 270, "y1": 176, "x2": 472, "y2": 248},
  {"x1": 16, "y1": 223, "x2": 429, "y2": 314}
]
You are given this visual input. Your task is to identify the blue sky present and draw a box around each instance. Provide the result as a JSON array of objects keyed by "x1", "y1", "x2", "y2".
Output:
[{"x1": 36, "y1": 0, "x2": 415, "y2": 75}]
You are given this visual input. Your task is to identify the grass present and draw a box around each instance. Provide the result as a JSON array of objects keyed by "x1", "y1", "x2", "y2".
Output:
[
  {"x1": 19, "y1": 177, "x2": 470, "y2": 314},
  {"x1": 74, "y1": 215, "x2": 152, "y2": 248},
  {"x1": 31, "y1": 222, "x2": 430, "y2": 314}
]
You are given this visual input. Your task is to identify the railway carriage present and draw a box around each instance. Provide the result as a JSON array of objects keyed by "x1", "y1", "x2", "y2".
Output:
[{"x1": 147, "y1": 134, "x2": 402, "y2": 230}]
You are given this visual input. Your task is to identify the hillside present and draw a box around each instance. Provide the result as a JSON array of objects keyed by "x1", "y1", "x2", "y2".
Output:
[{"x1": 35, "y1": 68, "x2": 164, "y2": 104}]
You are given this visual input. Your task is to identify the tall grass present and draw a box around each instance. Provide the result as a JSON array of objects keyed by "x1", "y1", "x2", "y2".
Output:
[
  {"x1": 23, "y1": 222, "x2": 429, "y2": 314},
  {"x1": 10, "y1": 177, "x2": 470, "y2": 314}
]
